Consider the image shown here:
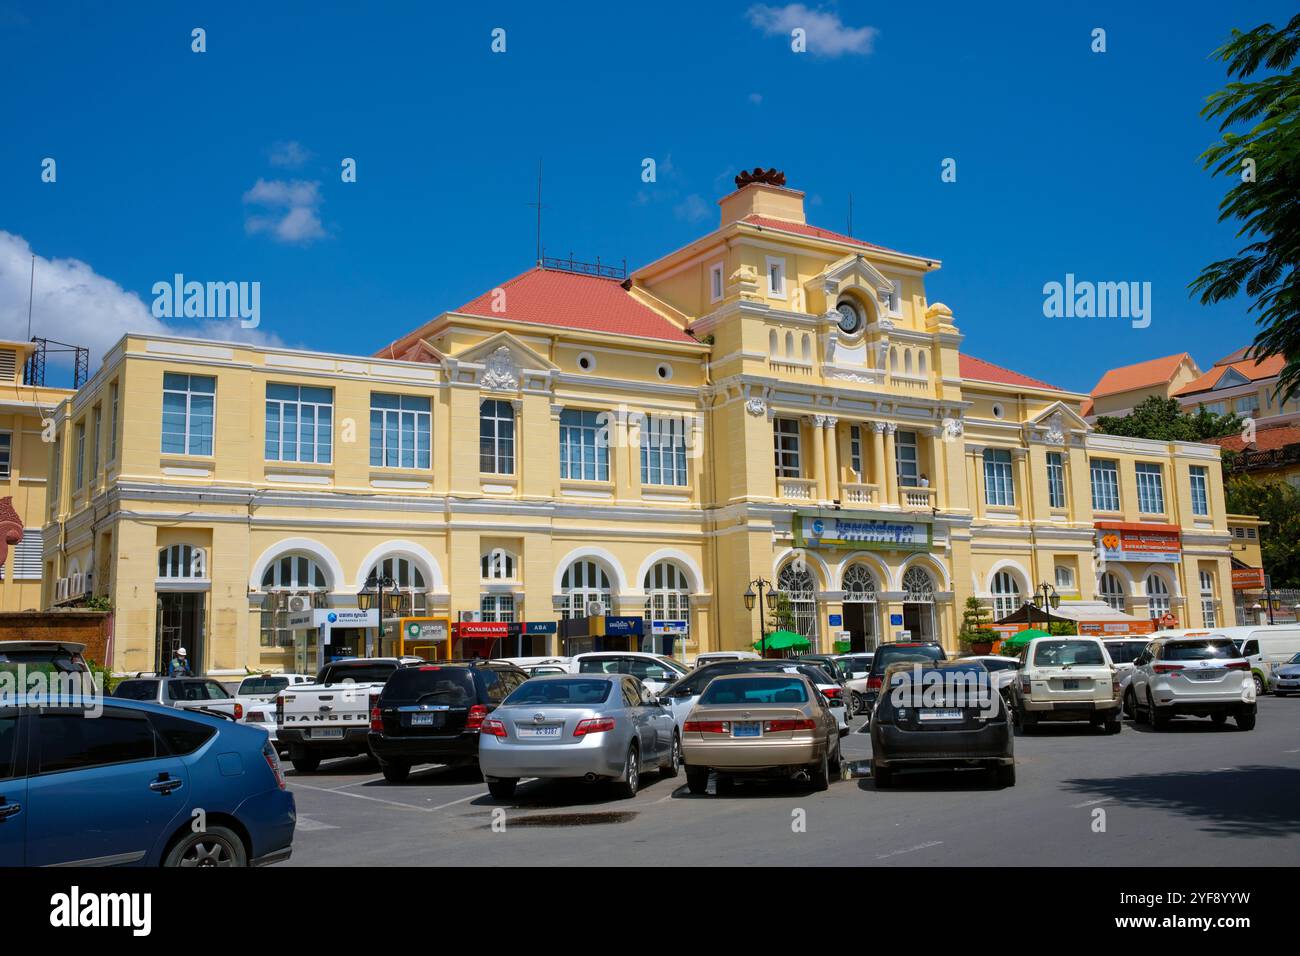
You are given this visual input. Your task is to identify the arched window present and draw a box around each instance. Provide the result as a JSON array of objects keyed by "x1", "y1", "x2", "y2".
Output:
[
  {"x1": 889, "y1": 347, "x2": 898, "y2": 372},
  {"x1": 768, "y1": 329, "x2": 778, "y2": 357},
  {"x1": 560, "y1": 560, "x2": 612, "y2": 619},
  {"x1": 918, "y1": 351, "x2": 927, "y2": 375},
  {"x1": 365, "y1": 555, "x2": 428, "y2": 616},
  {"x1": 481, "y1": 549, "x2": 515, "y2": 580},
  {"x1": 903, "y1": 567, "x2": 934, "y2": 603},
  {"x1": 784, "y1": 331, "x2": 794, "y2": 358},
  {"x1": 901, "y1": 566, "x2": 936, "y2": 641},
  {"x1": 1145, "y1": 574, "x2": 1171, "y2": 618},
  {"x1": 991, "y1": 571, "x2": 1021, "y2": 620},
  {"x1": 842, "y1": 564, "x2": 877, "y2": 602},
  {"x1": 800, "y1": 334, "x2": 811, "y2": 362},
  {"x1": 481, "y1": 549, "x2": 517, "y2": 622},
  {"x1": 259, "y1": 553, "x2": 330, "y2": 648},
  {"x1": 1199, "y1": 570, "x2": 1217, "y2": 628},
  {"x1": 1099, "y1": 572, "x2": 1126, "y2": 612},
  {"x1": 777, "y1": 562, "x2": 817, "y2": 647},
  {"x1": 904, "y1": 350, "x2": 913, "y2": 374},
  {"x1": 158, "y1": 544, "x2": 205, "y2": 580},
  {"x1": 643, "y1": 561, "x2": 691, "y2": 624}
]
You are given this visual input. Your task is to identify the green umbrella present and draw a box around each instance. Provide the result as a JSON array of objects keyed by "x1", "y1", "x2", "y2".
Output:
[
  {"x1": 1002, "y1": 628, "x2": 1050, "y2": 651},
  {"x1": 753, "y1": 630, "x2": 810, "y2": 652}
]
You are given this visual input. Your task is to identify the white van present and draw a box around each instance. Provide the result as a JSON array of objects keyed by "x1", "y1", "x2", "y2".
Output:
[{"x1": 1201, "y1": 625, "x2": 1300, "y2": 694}]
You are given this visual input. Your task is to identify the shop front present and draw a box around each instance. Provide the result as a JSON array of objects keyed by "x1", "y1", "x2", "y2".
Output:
[
  {"x1": 287, "y1": 607, "x2": 380, "y2": 673},
  {"x1": 505, "y1": 621, "x2": 558, "y2": 658},
  {"x1": 559, "y1": 615, "x2": 645, "y2": 655},
  {"x1": 451, "y1": 621, "x2": 508, "y2": 659},
  {"x1": 396, "y1": 616, "x2": 450, "y2": 659}
]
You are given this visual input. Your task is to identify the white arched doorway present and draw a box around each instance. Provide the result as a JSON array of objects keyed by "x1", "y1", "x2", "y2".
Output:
[
  {"x1": 777, "y1": 561, "x2": 819, "y2": 654},
  {"x1": 901, "y1": 566, "x2": 937, "y2": 641},
  {"x1": 841, "y1": 562, "x2": 879, "y2": 652}
]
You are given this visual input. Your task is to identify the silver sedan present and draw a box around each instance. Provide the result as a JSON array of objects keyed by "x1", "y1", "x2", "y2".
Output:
[{"x1": 478, "y1": 673, "x2": 680, "y2": 800}]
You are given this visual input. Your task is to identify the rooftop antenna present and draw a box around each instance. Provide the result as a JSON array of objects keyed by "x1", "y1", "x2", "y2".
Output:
[
  {"x1": 26, "y1": 254, "x2": 35, "y2": 339},
  {"x1": 524, "y1": 160, "x2": 544, "y2": 266}
]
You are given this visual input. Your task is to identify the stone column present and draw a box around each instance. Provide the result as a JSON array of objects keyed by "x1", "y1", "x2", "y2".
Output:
[
  {"x1": 810, "y1": 416, "x2": 828, "y2": 502},
  {"x1": 871, "y1": 422, "x2": 888, "y2": 506},
  {"x1": 882, "y1": 423, "x2": 898, "y2": 507},
  {"x1": 823, "y1": 416, "x2": 840, "y2": 503}
]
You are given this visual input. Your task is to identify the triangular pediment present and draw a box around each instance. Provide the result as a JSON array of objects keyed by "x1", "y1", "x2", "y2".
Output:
[
  {"x1": 1026, "y1": 401, "x2": 1090, "y2": 443},
  {"x1": 448, "y1": 331, "x2": 557, "y2": 372},
  {"x1": 1211, "y1": 367, "x2": 1251, "y2": 390},
  {"x1": 814, "y1": 253, "x2": 893, "y2": 297}
]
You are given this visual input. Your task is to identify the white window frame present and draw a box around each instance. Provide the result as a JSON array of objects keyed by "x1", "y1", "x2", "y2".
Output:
[
  {"x1": 1199, "y1": 570, "x2": 1217, "y2": 628},
  {"x1": 1135, "y1": 462, "x2": 1165, "y2": 515},
  {"x1": 1145, "y1": 574, "x2": 1171, "y2": 618},
  {"x1": 0, "y1": 431, "x2": 10, "y2": 480},
  {"x1": 1099, "y1": 572, "x2": 1126, "y2": 612},
  {"x1": 708, "y1": 261, "x2": 724, "y2": 303},
  {"x1": 887, "y1": 279, "x2": 903, "y2": 317},
  {"x1": 11, "y1": 530, "x2": 42, "y2": 580},
  {"x1": 108, "y1": 381, "x2": 119, "y2": 461},
  {"x1": 91, "y1": 404, "x2": 102, "y2": 480},
  {"x1": 1189, "y1": 465, "x2": 1209, "y2": 517},
  {"x1": 559, "y1": 409, "x2": 610, "y2": 482},
  {"x1": 370, "y1": 392, "x2": 432, "y2": 470},
  {"x1": 479, "y1": 399, "x2": 516, "y2": 475},
  {"x1": 265, "y1": 383, "x2": 334, "y2": 464},
  {"x1": 480, "y1": 593, "x2": 516, "y2": 623},
  {"x1": 74, "y1": 421, "x2": 86, "y2": 491},
  {"x1": 983, "y1": 448, "x2": 1015, "y2": 507},
  {"x1": 991, "y1": 571, "x2": 1021, "y2": 620},
  {"x1": 162, "y1": 373, "x2": 216, "y2": 457},
  {"x1": 1055, "y1": 565, "x2": 1076, "y2": 591},
  {"x1": 1090, "y1": 459, "x2": 1120, "y2": 512},
  {"x1": 765, "y1": 256, "x2": 786, "y2": 299},
  {"x1": 640, "y1": 414, "x2": 688, "y2": 487},
  {"x1": 773, "y1": 418, "x2": 801, "y2": 478},
  {"x1": 849, "y1": 425, "x2": 863, "y2": 477},
  {"x1": 1046, "y1": 451, "x2": 1066, "y2": 509},
  {"x1": 481, "y1": 549, "x2": 516, "y2": 581}
]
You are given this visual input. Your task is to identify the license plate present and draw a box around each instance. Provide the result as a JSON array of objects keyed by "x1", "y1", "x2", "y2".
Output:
[
  {"x1": 1063, "y1": 679, "x2": 1079, "y2": 690},
  {"x1": 919, "y1": 709, "x2": 963, "y2": 721},
  {"x1": 311, "y1": 728, "x2": 344, "y2": 739},
  {"x1": 732, "y1": 721, "x2": 762, "y2": 738},
  {"x1": 1191, "y1": 670, "x2": 1223, "y2": 681},
  {"x1": 409, "y1": 713, "x2": 442, "y2": 727},
  {"x1": 516, "y1": 725, "x2": 562, "y2": 738}
]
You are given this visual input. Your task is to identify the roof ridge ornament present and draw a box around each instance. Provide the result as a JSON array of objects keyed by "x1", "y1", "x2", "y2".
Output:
[{"x1": 735, "y1": 167, "x2": 787, "y2": 189}]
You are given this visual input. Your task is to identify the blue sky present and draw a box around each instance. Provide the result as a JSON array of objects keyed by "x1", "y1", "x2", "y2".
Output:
[{"x1": 1, "y1": 1, "x2": 1292, "y2": 392}]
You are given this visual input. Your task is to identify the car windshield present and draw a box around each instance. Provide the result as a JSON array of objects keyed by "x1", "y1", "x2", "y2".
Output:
[
  {"x1": 1289, "y1": 653, "x2": 1300, "y2": 665},
  {"x1": 238, "y1": 676, "x2": 290, "y2": 695},
  {"x1": 504, "y1": 679, "x2": 613, "y2": 706},
  {"x1": 0, "y1": 647, "x2": 88, "y2": 676},
  {"x1": 1162, "y1": 640, "x2": 1239, "y2": 661},
  {"x1": 700, "y1": 677, "x2": 808, "y2": 705},
  {"x1": 383, "y1": 666, "x2": 476, "y2": 704},
  {"x1": 872, "y1": 644, "x2": 944, "y2": 674},
  {"x1": 1033, "y1": 641, "x2": 1105, "y2": 667},
  {"x1": 319, "y1": 663, "x2": 396, "y2": 684},
  {"x1": 114, "y1": 680, "x2": 158, "y2": 700},
  {"x1": 1103, "y1": 642, "x2": 1147, "y2": 664}
]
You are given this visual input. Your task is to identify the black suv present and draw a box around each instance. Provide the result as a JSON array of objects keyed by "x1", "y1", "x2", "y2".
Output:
[
  {"x1": 862, "y1": 641, "x2": 947, "y2": 712},
  {"x1": 368, "y1": 660, "x2": 528, "y2": 783}
]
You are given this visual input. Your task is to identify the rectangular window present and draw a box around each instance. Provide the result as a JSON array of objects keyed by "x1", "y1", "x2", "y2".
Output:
[
  {"x1": 13, "y1": 530, "x2": 42, "y2": 579},
  {"x1": 1135, "y1": 462, "x2": 1165, "y2": 514},
  {"x1": 1046, "y1": 452, "x2": 1066, "y2": 508},
  {"x1": 108, "y1": 381, "x2": 119, "y2": 460},
  {"x1": 983, "y1": 448, "x2": 1015, "y2": 507},
  {"x1": 479, "y1": 399, "x2": 515, "y2": 475},
  {"x1": 640, "y1": 414, "x2": 688, "y2": 486},
  {"x1": 708, "y1": 262, "x2": 724, "y2": 302},
  {"x1": 849, "y1": 425, "x2": 862, "y2": 477},
  {"x1": 766, "y1": 257, "x2": 785, "y2": 298},
  {"x1": 91, "y1": 405, "x2": 102, "y2": 478},
  {"x1": 1235, "y1": 394, "x2": 1259, "y2": 416},
  {"x1": 1189, "y1": 465, "x2": 1209, "y2": 516},
  {"x1": 773, "y1": 418, "x2": 801, "y2": 478},
  {"x1": 1200, "y1": 571, "x2": 1217, "y2": 628},
  {"x1": 895, "y1": 430, "x2": 919, "y2": 488},
  {"x1": 369, "y1": 393, "x2": 431, "y2": 469},
  {"x1": 161, "y1": 373, "x2": 216, "y2": 456},
  {"x1": 74, "y1": 422, "x2": 86, "y2": 490},
  {"x1": 559, "y1": 409, "x2": 609, "y2": 481},
  {"x1": 481, "y1": 593, "x2": 516, "y2": 623},
  {"x1": 1090, "y1": 459, "x2": 1120, "y2": 512},
  {"x1": 1055, "y1": 565, "x2": 1075, "y2": 590},
  {"x1": 265, "y1": 383, "x2": 333, "y2": 464},
  {"x1": 1201, "y1": 401, "x2": 1226, "y2": 416},
  {"x1": 0, "y1": 432, "x2": 10, "y2": 480}
]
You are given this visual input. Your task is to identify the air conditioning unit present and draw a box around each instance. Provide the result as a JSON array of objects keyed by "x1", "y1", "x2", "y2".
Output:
[
  {"x1": 55, "y1": 578, "x2": 69, "y2": 602},
  {"x1": 460, "y1": 610, "x2": 482, "y2": 623},
  {"x1": 69, "y1": 573, "x2": 85, "y2": 599},
  {"x1": 288, "y1": 593, "x2": 311, "y2": 613},
  {"x1": 585, "y1": 601, "x2": 606, "y2": 617}
]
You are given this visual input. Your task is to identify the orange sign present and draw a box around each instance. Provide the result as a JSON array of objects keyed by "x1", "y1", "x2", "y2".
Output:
[{"x1": 1232, "y1": 567, "x2": 1266, "y2": 590}]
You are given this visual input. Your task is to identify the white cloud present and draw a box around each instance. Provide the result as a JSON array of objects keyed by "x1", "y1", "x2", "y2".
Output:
[
  {"x1": 746, "y1": 4, "x2": 878, "y2": 58},
  {"x1": 674, "y1": 194, "x2": 710, "y2": 224},
  {"x1": 269, "y1": 140, "x2": 312, "y2": 168},
  {"x1": 243, "y1": 178, "x2": 326, "y2": 243},
  {"x1": 748, "y1": 92, "x2": 764, "y2": 105},
  {"x1": 0, "y1": 231, "x2": 282, "y2": 372}
]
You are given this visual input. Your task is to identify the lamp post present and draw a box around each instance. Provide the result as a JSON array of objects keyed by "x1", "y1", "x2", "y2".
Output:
[
  {"x1": 1029, "y1": 582, "x2": 1061, "y2": 632},
  {"x1": 743, "y1": 578, "x2": 780, "y2": 657},
  {"x1": 357, "y1": 571, "x2": 405, "y2": 657}
]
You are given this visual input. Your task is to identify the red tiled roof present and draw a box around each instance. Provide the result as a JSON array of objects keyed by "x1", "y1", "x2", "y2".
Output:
[
  {"x1": 1175, "y1": 354, "x2": 1285, "y2": 397},
  {"x1": 1081, "y1": 398, "x2": 1094, "y2": 417},
  {"x1": 1090, "y1": 353, "x2": 1194, "y2": 398},
  {"x1": 740, "y1": 215, "x2": 897, "y2": 253},
  {"x1": 454, "y1": 267, "x2": 697, "y2": 344},
  {"x1": 1206, "y1": 422, "x2": 1300, "y2": 454},
  {"x1": 960, "y1": 354, "x2": 1060, "y2": 391}
]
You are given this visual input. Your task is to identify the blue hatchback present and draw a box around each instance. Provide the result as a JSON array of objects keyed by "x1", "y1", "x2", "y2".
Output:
[{"x1": 0, "y1": 695, "x2": 295, "y2": 866}]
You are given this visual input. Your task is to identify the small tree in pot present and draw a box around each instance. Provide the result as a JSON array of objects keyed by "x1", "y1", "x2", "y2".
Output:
[{"x1": 958, "y1": 597, "x2": 996, "y2": 655}]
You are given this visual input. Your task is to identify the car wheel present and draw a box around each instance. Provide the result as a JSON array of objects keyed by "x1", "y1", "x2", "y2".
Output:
[
  {"x1": 1253, "y1": 673, "x2": 1266, "y2": 696},
  {"x1": 1019, "y1": 710, "x2": 1038, "y2": 734},
  {"x1": 289, "y1": 748, "x2": 320, "y2": 774},
  {"x1": 164, "y1": 826, "x2": 247, "y2": 868},
  {"x1": 1236, "y1": 711, "x2": 1257, "y2": 732},
  {"x1": 685, "y1": 765, "x2": 710, "y2": 795},
  {"x1": 380, "y1": 760, "x2": 410, "y2": 783},
  {"x1": 614, "y1": 744, "x2": 640, "y2": 799},
  {"x1": 1211, "y1": 712, "x2": 1228, "y2": 727},
  {"x1": 809, "y1": 748, "x2": 830, "y2": 792},
  {"x1": 871, "y1": 759, "x2": 892, "y2": 789},
  {"x1": 828, "y1": 737, "x2": 843, "y2": 776},
  {"x1": 1123, "y1": 687, "x2": 1137, "y2": 720},
  {"x1": 851, "y1": 692, "x2": 864, "y2": 716},
  {"x1": 660, "y1": 733, "x2": 681, "y2": 778},
  {"x1": 487, "y1": 777, "x2": 517, "y2": 799},
  {"x1": 1149, "y1": 692, "x2": 1170, "y2": 730},
  {"x1": 1105, "y1": 712, "x2": 1122, "y2": 735},
  {"x1": 996, "y1": 763, "x2": 1016, "y2": 788}
]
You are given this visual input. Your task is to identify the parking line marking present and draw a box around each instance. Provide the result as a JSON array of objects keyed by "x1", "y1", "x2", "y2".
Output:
[
  {"x1": 291, "y1": 781, "x2": 444, "y2": 812},
  {"x1": 333, "y1": 775, "x2": 387, "y2": 790},
  {"x1": 427, "y1": 793, "x2": 486, "y2": 812},
  {"x1": 876, "y1": 840, "x2": 943, "y2": 860},
  {"x1": 1284, "y1": 749, "x2": 1300, "y2": 754},
  {"x1": 1070, "y1": 797, "x2": 1112, "y2": 808},
  {"x1": 294, "y1": 815, "x2": 338, "y2": 831}
]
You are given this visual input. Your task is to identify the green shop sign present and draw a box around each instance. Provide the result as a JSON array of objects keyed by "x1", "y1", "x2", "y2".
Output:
[{"x1": 792, "y1": 510, "x2": 933, "y2": 552}]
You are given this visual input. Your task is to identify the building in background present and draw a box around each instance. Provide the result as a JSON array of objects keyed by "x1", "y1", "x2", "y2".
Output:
[
  {"x1": 42, "y1": 170, "x2": 1243, "y2": 674},
  {"x1": 1083, "y1": 352, "x2": 1202, "y2": 422}
]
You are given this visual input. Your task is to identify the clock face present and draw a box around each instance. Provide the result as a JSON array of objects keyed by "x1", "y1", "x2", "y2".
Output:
[{"x1": 836, "y1": 303, "x2": 861, "y2": 334}]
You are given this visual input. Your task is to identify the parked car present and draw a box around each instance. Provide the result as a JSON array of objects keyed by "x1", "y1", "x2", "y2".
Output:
[
  {"x1": 234, "y1": 673, "x2": 314, "y2": 751},
  {"x1": 1011, "y1": 637, "x2": 1121, "y2": 734},
  {"x1": 835, "y1": 653, "x2": 874, "y2": 680},
  {"x1": 681, "y1": 672, "x2": 842, "y2": 794},
  {"x1": 860, "y1": 641, "x2": 947, "y2": 713},
  {"x1": 499, "y1": 656, "x2": 573, "y2": 677},
  {"x1": 791, "y1": 654, "x2": 854, "y2": 682},
  {"x1": 1102, "y1": 637, "x2": 1154, "y2": 718},
  {"x1": 870, "y1": 660, "x2": 1015, "y2": 789},
  {"x1": 1214, "y1": 625, "x2": 1300, "y2": 695},
  {"x1": 0, "y1": 640, "x2": 90, "y2": 676},
  {"x1": 276, "y1": 656, "x2": 423, "y2": 773},
  {"x1": 113, "y1": 676, "x2": 244, "y2": 721},
  {"x1": 1126, "y1": 636, "x2": 1256, "y2": 730},
  {"x1": 1272, "y1": 653, "x2": 1300, "y2": 697},
  {"x1": 368, "y1": 660, "x2": 528, "y2": 782},
  {"x1": 0, "y1": 695, "x2": 294, "y2": 866},
  {"x1": 478, "y1": 673, "x2": 679, "y2": 799},
  {"x1": 661, "y1": 660, "x2": 849, "y2": 736},
  {"x1": 570, "y1": 652, "x2": 689, "y2": 695},
  {"x1": 955, "y1": 654, "x2": 1020, "y2": 707},
  {"x1": 692, "y1": 651, "x2": 762, "y2": 668}
]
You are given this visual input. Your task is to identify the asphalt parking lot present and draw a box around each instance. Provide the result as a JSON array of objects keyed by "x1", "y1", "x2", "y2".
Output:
[{"x1": 283, "y1": 697, "x2": 1300, "y2": 866}]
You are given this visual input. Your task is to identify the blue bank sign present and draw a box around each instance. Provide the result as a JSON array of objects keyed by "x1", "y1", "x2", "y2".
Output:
[{"x1": 793, "y1": 511, "x2": 932, "y2": 552}]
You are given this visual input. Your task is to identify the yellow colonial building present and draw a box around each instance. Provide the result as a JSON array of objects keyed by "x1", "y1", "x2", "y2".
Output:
[{"x1": 41, "y1": 170, "x2": 1240, "y2": 674}]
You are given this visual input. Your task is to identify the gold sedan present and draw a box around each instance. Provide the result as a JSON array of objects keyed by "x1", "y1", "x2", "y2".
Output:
[{"x1": 681, "y1": 672, "x2": 843, "y2": 794}]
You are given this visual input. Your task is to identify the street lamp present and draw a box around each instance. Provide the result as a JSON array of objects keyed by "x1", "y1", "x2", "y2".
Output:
[
  {"x1": 744, "y1": 577, "x2": 780, "y2": 657},
  {"x1": 357, "y1": 571, "x2": 405, "y2": 656},
  {"x1": 1028, "y1": 582, "x2": 1061, "y2": 631}
]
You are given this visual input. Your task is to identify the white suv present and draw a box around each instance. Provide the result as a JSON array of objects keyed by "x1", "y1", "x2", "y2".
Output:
[
  {"x1": 1126, "y1": 636, "x2": 1256, "y2": 731},
  {"x1": 1012, "y1": 637, "x2": 1121, "y2": 734}
]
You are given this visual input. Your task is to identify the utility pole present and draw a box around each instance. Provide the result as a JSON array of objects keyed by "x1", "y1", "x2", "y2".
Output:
[{"x1": 524, "y1": 160, "x2": 544, "y2": 266}]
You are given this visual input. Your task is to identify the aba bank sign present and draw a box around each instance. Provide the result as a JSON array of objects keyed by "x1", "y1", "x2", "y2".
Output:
[{"x1": 794, "y1": 512, "x2": 932, "y2": 552}]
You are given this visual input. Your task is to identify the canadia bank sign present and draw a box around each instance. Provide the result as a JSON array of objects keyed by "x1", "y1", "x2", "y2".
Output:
[{"x1": 793, "y1": 511, "x2": 932, "y2": 552}]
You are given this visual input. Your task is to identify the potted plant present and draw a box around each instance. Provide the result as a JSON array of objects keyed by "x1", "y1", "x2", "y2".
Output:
[{"x1": 958, "y1": 597, "x2": 996, "y2": 655}]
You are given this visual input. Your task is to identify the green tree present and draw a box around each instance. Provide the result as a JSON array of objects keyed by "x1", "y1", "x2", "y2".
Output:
[
  {"x1": 1224, "y1": 475, "x2": 1300, "y2": 588},
  {"x1": 1094, "y1": 395, "x2": 1243, "y2": 442},
  {"x1": 958, "y1": 596, "x2": 994, "y2": 649},
  {"x1": 1191, "y1": 14, "x2": 1300, "y2": 404},
  {"x1": 765, "y1": 592, "x2": 797, "y2": 636}
]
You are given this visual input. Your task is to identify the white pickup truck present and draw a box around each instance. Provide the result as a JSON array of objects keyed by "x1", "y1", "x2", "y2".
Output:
[{"x1": 276, "y1": 657, "x2": 422, "y2": 772}]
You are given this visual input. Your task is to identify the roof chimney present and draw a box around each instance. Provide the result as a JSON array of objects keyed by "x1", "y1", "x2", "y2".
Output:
[{"x1": 719, "y1": 167, "x2": 805, "y2": 228}]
